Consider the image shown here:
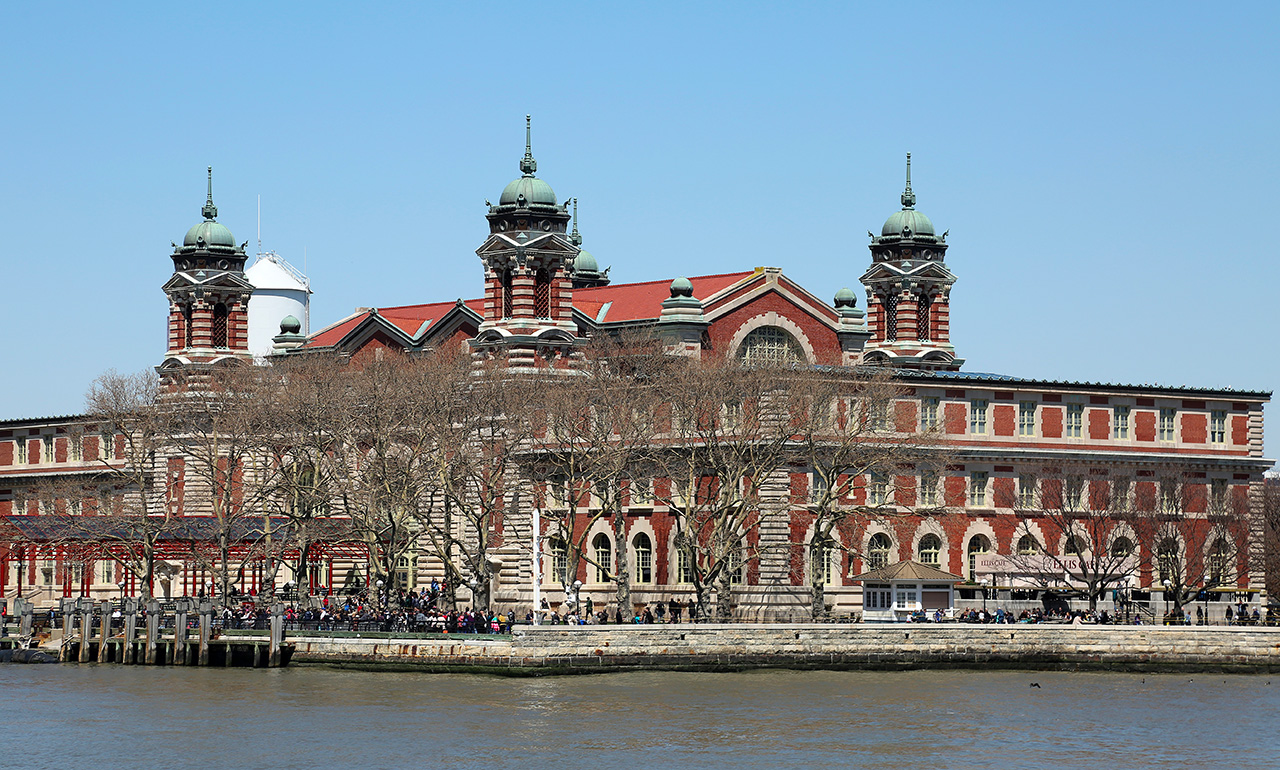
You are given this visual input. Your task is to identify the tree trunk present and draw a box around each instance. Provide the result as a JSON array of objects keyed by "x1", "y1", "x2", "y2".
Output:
[
  {"x1": 809, "y1": 540, "x2": 827, "y2": 621},
  {"x1": 715, "y1": 569, "x2": 734, "y2": 622},
  {"x1": 612, "y1": 511, "x2": 631, "y2": 617}
]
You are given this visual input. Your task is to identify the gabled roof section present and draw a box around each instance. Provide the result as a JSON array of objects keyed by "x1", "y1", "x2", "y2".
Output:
[
  {"x1": 302, "y1": 299, "x2": 485, "y2": 352},
  {"x1": 851, "y1": 560, "x2": 965, "y2": 583}
]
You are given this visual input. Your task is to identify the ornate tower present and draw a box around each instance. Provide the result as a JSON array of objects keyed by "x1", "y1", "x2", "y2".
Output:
[
  {"x1": 568, "y1": 199, "x2": 610, "y2": 289},
  {"x1": 159, "y1": 168, "x2": 254, "y2": 376},
  {"x1": 473, "y1": 117, "x2": 581, "y2": 370},
  {"x1": 860, "y1": 154, "x2": 963, "y2": 370}
]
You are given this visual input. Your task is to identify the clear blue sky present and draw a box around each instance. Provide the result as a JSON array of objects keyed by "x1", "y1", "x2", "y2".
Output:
[{"x1": 1, "y1": 3, "x2": 1276, "y2": 462}]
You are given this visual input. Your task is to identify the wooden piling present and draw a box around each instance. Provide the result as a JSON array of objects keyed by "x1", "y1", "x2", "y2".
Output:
[
  {"x1": 198, "y1": 602, "x2": 212, "y2": 667},
  {"x1": 174, "y1": 600, "x2": 189, "y2": 666},
  {"x1": 60, "y1": 599, "x2": 75, "y2": 662},
  {"x1": 145, "y1": 600, "x2": 159, "y2": 665},
  {"x1": 122, "y1": 599, "x2": 137, "y2": 665},
  {"x1": 19, "y1": 599, "x2": 33, "y2": 637},
  {"x1": 269, "y1": 603, "x2": 284, "y2": 668},
  {"x1": 78, "y1": 599, "x2": 93, "y2": 663},
  {"x1": 97, "y1": 601, "x2": 111, "y2": 663}
]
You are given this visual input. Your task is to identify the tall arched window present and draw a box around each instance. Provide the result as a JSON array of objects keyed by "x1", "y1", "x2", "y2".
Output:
[
  {"x1": 868, "y1": 533, "x2": 893, "y2": 570},
  {"x1": 967, "y1": 535, "x2": 991, "y2": 581},
  {"x1": 1207, "y1": 538, "x2": 1230, "y2": 586},
  {"x1": 812, "y1": 535, "x2": 839, "y2": 585},
  {"x1": 533, "y1": 267, "x2": 551, "y2": 318},
  {"x1": 1017, "y1": 535, "x2": 1040, "y2": 555},
  {"x1": 916, "y1": 294, "x2": 932, "y2": 341},
  {"x1": 547, "y1": 538, "x2": 568, "y2": 586},
  {"x1": 917, "y1": 534, "x2": 941, "y2": 568},
  {"x1": 182, "y1": 305, "x2": 193, "y2": 348},
  {"x1": 883, "y1": 293, "x2": 899, "y2": 341},
  {"x1": 632, "y1": 533, "x2": 652, "y2": 583},
  {"x1": 676, "y1": 546, "x2": 694, "y2": 584},
  {"x1": 1064, "y1": 534, "x2": 1086, "y2": 557},
  {"x1": 211, "y1": 303, "x2": 229, "y2": 348},
  {"x1": 592, "y1": 532, "x2": 612, "y2": 583},
  {"x1": 1110, "y1": 536, "x2": 1133, "y2": 559},
  {"x1": 738, "y1": 325, "x2": 804, "y2": 365},
  {"x1": 501, "y1": 267, "x2": 514, "y2": 318},
  {"x1": 1157, "y1": 538, "x2": 1180, "y2": 583}
]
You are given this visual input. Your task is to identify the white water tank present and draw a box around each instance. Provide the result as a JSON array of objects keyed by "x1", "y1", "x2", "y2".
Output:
[{"x1": 245, "y1": 252, "x2": 311, "y2": 358}]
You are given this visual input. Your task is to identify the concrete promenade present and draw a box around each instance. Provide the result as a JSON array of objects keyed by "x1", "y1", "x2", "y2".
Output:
[{"x1": 289, "y1": 623, "x2": 1280, "y2": 675}]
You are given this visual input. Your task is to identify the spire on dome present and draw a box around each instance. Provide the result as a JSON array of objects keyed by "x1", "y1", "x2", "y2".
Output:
[
  {"x1": 520, "y1": 114, "x2": 537, "y2": 175},
  {"x1": 570, "y1": 197, "x2": 582, "y2": 246},
  {"x1": 900, "y1": 153, "x2": 915, "y2": 210},
  {"x1": 202, "y1": 166, "x2": 218, "y2": 220}
]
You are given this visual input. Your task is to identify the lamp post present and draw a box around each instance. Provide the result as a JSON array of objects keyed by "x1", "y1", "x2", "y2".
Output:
[
  {"x1": 1161, "y1": 578, "x2": 1171, "y2": 624},
  {"x1": 980, "y1": 576, "x2": 990, "y2": 614},
  {"x1": 572, "y1": 580, "x2": 583, "y2": 619}
]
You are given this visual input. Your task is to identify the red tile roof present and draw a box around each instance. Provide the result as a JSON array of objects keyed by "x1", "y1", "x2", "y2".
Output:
[
  {"x1": 574, "y1": 271, "x2": 755, "y2": 323},
  {"x1": 304, "y1": 272, "x2": 755, "y2": 347}
]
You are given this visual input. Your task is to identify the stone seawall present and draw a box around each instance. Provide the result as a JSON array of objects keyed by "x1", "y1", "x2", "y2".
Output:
[{"x1": 289, "y1": 624, "x2": 1280, "y2": 675}]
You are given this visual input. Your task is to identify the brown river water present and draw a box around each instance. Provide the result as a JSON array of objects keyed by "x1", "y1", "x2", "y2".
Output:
[{"x1": 1, "y1": 665, "x2": 1277, "y2": 769}]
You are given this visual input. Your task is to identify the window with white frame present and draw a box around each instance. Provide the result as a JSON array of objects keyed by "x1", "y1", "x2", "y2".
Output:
[
  {"x1": 42, "y1": 435, "x2": 55, "y2": 463},
  {"x1": 1064, "y1": 478, "x2": 1084, "y2": 510},
  {"x1": 70, "y1": 433, "x2": 82, "y2": 462},
  {"x1": 677, "y1": 546, "x2": 694, "y2": 584},
  {"x1": 727, "y1": 546, "x2": 744, "y2": 584},
  {"x1": 867, "y1": 533, "x2": 893, "y2": 570},
  {"x1": 1159, "y1": 408, "x2": 1177, "y2": 442},
  {"x1": 1112, "y1": 477, "x2": 1131, "y2": 509},
  {"x1": 100, "y1": 433, "x2": 113, "y2": 460},
  {"x1": 868, "y1": 472, "x2": 889, "y2": 506},
  {"x1": 1210, "y1": 410, "x2": 1226, "y2": 444},
  {"x1": 917, "y1": 534, "x2": 941, "y2": 568},
  {"x1": 1017, "y1": 474, "x2": 1036, "y2": 508},
  {"x1": 918, "y1": 471, "x2": 937, "y2": 507},
  {"x1": 1017, "y1": 534, "x2": 1039, "y2": 554},
  {"x1": 1160, "y1": 479, "x2": 1180, "y2": 515},
  {"x1": 1210, "y1": 478, "x2": 1229, "y2": 513},
  {"x1": 969, "y1": 400, "x2": 988, "y2": 434},
  {"x1": 1113, "y1": 406, "x2": 1130, "y2": 439},
  {"x1": 968, "y1": 471, "x2": 988, "y2": 507},
  {"x1": 15, "y1": 438, "x2": 27, "y2": 464},
  {"x1": 921, "y1": 397, "x2": 939, "y2": 430},
  {"x1": 812, "y1": 535, "x2": 838, "y2": 586},
  {"x1": 628, "y1": 477, "x2": 652, "y2": 506},
  {"x1": 810, "y1": 471, "x2": 829, "y2": 503},
  {"x1": 1018, "y1": 401, "x2": 1036, "y2": 436},
  {"x1": 592, "y1": 533, "x2": 612, "y2": 583},
  {"x1": 633, "y1": 533, "x2": 653, "y2": 583},
  {"x1": 547, "y1": 539, "x2": 569, "y2": 585},
  {"x1": 1066, "y1": 404, "x2": 1083, "y2": 438}
]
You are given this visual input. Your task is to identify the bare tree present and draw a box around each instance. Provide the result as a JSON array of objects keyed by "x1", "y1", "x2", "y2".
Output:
[
  {"x1": 1003, "y1": 466, "x2": 1139, "y2": 611},
  {"x1": 785, "y1": 366, "x2": 951, "y2": 620},
  {"x1": 646, "y1": 356, "x2": 795, "y2": 622}
]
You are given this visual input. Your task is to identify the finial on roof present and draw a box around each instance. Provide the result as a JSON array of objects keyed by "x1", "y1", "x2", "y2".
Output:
[
  {"x1": 202, "y1": 166, "x2": 218, "y2": 220},
  {"x1": 520, "y1": 114, "x2": 537, "y2": 175},
  {"x1": 900, "y1": 153, "x2": 915, "y2": 210},
  {"x1": 570, "y1": 197, "x2": 582, "y2": 247}
]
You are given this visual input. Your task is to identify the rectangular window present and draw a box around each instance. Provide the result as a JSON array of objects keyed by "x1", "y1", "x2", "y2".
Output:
[
  {"x1": 1018, "y1": 401, "x2": 1036, "y2": 436},
  {"x1": 1113, "y1": 406, "x2": 1130, "y2": 439},
  {"x1": 100, "y1": 433, "x2": 114, "y2": 460},
  {"x1": 1160, "y1": 480, "x2": 1179, "y2": 514},
  {"x1": 677, "y1": 548, "x2": 694, "y2": 584},
  {"x1": 1211, "y1": 478, "x2": 1228, "y2": 513},
  {"x1": 811, "y1": 471, "x2": 829, "y2": 502},
  {"x1": 628, "y1": 477, "x2": 652, "y2": 506},
  {"x1": 16, "y1": 439, "x2": 26, "y2": 464},
  {"x1": 868, "y1": 472, "x2": 888, "y2": 506},
  {"x1": 1066, "y1": 404, "x2": 1083, "y2": 438},
  {"x1": 969, "y1": 400, "x2": 988, "y2": 434},
  {"x1": 919, "y1": 471, "x2": 937, "y2": 507},
  {"x1": 1159, "y1": 408, "x2": 1177, "y2": 442},
  {"x1": 42, "y1": 435, "x2": 54, "y2": 464},
  {"x1": 1112, "y1": 477, "x2": 1131, "y2": 510},
  {"x1": 1017, "y1": 475, "x2": 1036, "y2": 508},
  {"x1": 70, "y1": 434, "x2": 83, "y2": 462},
  {"x1": 921, "y1": 398, "x2": 939, "y2": 430},
  {"x1": 1064, "y1": 479, "x2": 1084, "y2": 510},
  {"x1": 1210, "y1": 410, "x2": 1226, "y2": 444},
  {"x1": 969, "y1": 471, "x2": 988, "y2": 507}
]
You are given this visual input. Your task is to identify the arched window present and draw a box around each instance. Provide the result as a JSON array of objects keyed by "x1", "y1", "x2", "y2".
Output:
[
  {"x1": 918, "y1": 534, "x2": 941, "y2": 569},
  {"x1": 1017, "y1": 535, "x2": 1040, "y2": 555},
  {"x1": 533, "y1": 267, "x2": 551, "y2": 318},
  {"x1": 868, "y1": 533, "x2": 893, "y2": 570},
  {"x1": 916, "y1": 294, "x2": 932, "y2": 341},
  {"x1": 812, "y1": 535, "x2": 839, "y2": 585},
  {"x1": 547, "y1": 539, "x2": 568, "y2": 586},
  {"x1": 1207, "y1": 538, "x2": 1231, "y2": 586},
  {"x1": 1110, "y1": 536, "x2": 1133, "y2": 559},
  {"x1": 1064, "y1": 534, "x2": 1086, "y2": 557},
  {"x1": 632, "y1": 533, "x2": 652, "y2": 583},
  {"x1": 676, "y1": 545, "x2": 694, "y2": 584},
  {"x1": 501, "y1": 267, "x2": 514, "y2": 318},
  {"x1": 738, "y1": 325, "x2": 804, "y2": 365},
  {"x1": 967, "y1": 535, "x2": 991, "y2": 581},
  {"x1": 211, "y1": 303, "x2": 229, "y2": 348},
  {"x1": 883, "y1": 293, "x2": 899, "y2": 341},
  {"x1": 592, "y1": 533, "x2": 612, "y2": 583}
]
